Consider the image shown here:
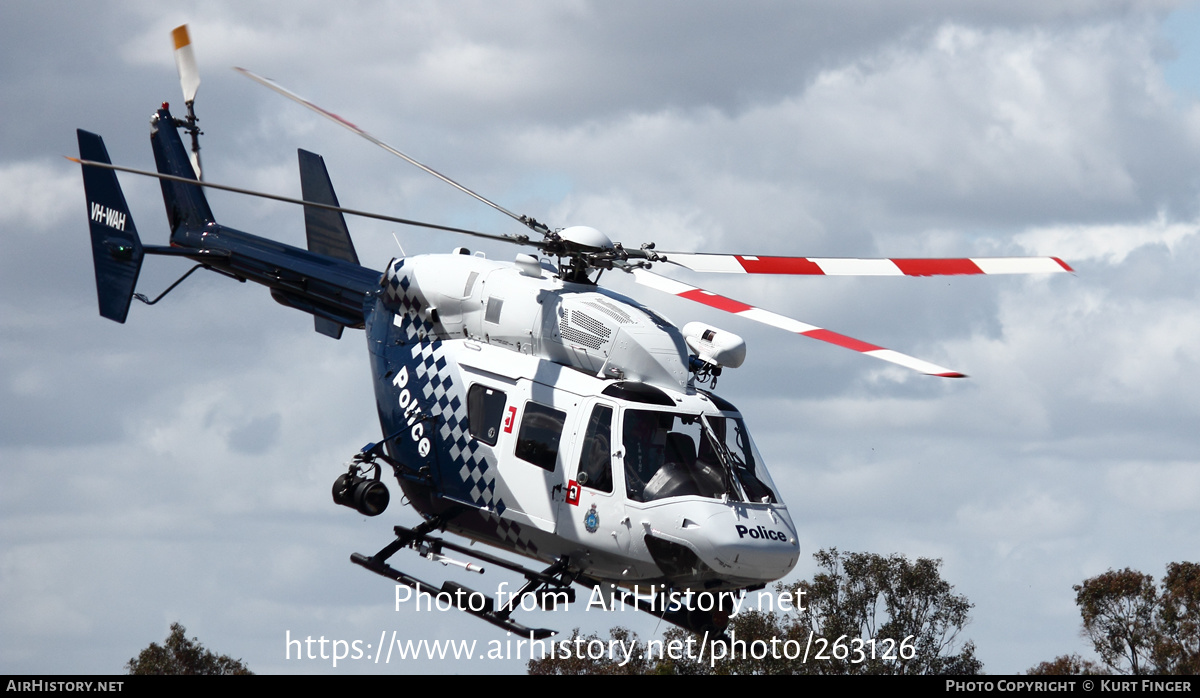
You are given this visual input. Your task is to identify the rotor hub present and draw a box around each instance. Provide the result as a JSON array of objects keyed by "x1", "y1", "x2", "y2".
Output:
[{"x1": 557, "y1": 225, "x2": 613, "y2": 251}]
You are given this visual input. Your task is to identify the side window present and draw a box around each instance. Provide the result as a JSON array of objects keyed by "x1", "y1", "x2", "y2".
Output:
[
  {"x1": 576, "y1": 404, "x2": 613, "y2": 493},
  {"x1": 515, "y1": 402, "x2": 566, "y2": 471},
  {"x1": 468, "y1": 384, "x2": 507, "y2": 446}
]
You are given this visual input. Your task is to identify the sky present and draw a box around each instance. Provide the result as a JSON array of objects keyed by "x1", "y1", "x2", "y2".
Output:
[{"x1": 3, "y1": 0, "x2": 1200, "y2": 675}]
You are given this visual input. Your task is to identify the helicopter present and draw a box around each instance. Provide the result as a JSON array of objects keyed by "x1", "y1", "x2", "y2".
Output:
[{"x1": 74, "y1": 26, "x2": 1073, "y2": 640}]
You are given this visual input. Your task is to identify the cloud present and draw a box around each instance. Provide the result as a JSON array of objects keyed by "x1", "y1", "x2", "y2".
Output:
[
  {"x1": 0, "y1": 160, "x2": 81, "y2": 230},
  {"x1": 1017, "y1": 214, "x2": 1200, "y2": 264},
  {"x1": 6, "y1": 1, "x2": 1200, "y2": 676}
]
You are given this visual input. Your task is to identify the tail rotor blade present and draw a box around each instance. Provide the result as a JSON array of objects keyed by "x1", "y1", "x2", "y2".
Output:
[
  {"x1": 172, "y1": 25, "x2": 200, "y2": 104},
  {"x1": 171, "y1": 25, "x2": 203, "y2": 179}
]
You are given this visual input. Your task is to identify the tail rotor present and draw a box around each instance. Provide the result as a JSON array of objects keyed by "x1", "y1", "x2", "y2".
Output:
[{"x1": 171, "y1": 24, "x2": 203, "y2": 179}]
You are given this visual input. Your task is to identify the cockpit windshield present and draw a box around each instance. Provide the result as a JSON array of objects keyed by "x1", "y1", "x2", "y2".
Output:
[{"x1": 621, "y1": 409, "x2": 779, "y2": 504}]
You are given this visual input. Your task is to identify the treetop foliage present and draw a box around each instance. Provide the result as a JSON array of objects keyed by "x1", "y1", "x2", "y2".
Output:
[
  {"x1": 792, "y1": 548, "x2": 979, "y2": 674},
  {"x1": 1028, "y1": 561, "x2": 1198, "y2": 675},
  {"x1": 528, "y1": 548, "x2": 981, "y2": 675},
  {"x1": 1154, "y1": 562, "x2": 1200, "y2": 675},
  {"x1": 527, "y1": 626, "x2": 655, "y2": 676},
  {"x1": 125, "y1": 622, "x2": 253, "y2": 675},
  {"x1": 1025, "y1": 653, "x2": 1110, "y2": 676},
  {"x1": 1074, "y1": 568, "x2": 1159, "y2": 675}
]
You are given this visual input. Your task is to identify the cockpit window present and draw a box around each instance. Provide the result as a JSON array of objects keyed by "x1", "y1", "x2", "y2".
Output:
[
  {"x1": 702, "y1": 415, "x2": 778, "y2": 504},
  {"x1": 622, "y1": 409, "x2": 778, "y2": 504}
]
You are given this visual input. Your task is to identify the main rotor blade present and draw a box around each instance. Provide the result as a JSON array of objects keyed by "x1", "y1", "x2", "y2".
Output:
[
  {"x1": 67, "y1": 157, "x2": 529, "y2": 247},
  {"x1": 630, "y1": 268, "x2": 966, "y2": 378},
  {"x1": 660, "y1": 252, "x2": 1073, "y2": 276},
  {"x1": 234, "y1": 67, "x2": 550, "y2": 236}
]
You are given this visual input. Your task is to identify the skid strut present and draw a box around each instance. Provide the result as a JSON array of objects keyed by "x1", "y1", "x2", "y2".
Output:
[{"x1": 351, "y1": 525, "x2": 577, "y2": 640}]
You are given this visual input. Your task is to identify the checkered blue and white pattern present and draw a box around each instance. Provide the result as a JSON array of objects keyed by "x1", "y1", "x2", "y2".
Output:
[
  {"x1": 383, "y1": 258, "x2": 538, "y2": 555},
  {"x1": 384, "y1": 259, "x2": 433, "y2": 341}
]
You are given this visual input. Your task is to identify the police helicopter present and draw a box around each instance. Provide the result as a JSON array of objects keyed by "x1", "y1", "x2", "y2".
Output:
[{"x1": 74, "y1": 26, "x2": 1072, "y2": 640}]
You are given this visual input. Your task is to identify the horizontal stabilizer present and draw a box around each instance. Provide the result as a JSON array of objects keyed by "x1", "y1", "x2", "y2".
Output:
[
  {"x1": 77, "y1": 130, "x2": 144, "y2": 323},
  {"x1": 314, "y1": 316, "x2": 344, "y2": 339}
]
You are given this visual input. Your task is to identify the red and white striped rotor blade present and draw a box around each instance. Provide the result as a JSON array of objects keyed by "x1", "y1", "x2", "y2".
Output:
[
  {"x1": 661, "y1": 253, "x2": 1073, "y2": 276},
  {"x1": 630, "y1": 269, "x2": 965, "y2": 378}
]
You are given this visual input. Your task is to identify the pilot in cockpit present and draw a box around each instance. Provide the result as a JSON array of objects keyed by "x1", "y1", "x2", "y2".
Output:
[{"x1": 622, "y1": 411, "x2": 667, "y2": 502}]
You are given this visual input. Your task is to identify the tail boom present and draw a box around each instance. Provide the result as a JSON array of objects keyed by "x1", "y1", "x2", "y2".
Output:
[{"x1": 78, "y1": 106, "x2": 381, "y2": 330}]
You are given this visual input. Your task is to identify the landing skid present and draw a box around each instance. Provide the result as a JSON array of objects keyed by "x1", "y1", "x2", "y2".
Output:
[{"x1": 351, "y1": 524, "x2": 577, "y2": 640}]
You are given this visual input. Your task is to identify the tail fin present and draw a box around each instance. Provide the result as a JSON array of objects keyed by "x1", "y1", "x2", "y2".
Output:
[
  {"x1": 78, "y1": 130, "x2": 144, "y2": 323},
  {"x1": 299, "y1": 149, "x2": 358, "y2": 263},
  {"x1": 149, "y1": 106, "x2": 214, "y2": 234},
  {"x1": 299, "y1": 149, "x2": 359, "y2": 339}
]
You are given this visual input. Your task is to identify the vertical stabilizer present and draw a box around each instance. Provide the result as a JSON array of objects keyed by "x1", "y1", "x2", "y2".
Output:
[
  {"x1": 299, "y1": 149, "x2": 359, "y2": 263},
  {"x1": 149, "y1": 106, "x2": 214, "y2": 235},
  {"x1": 78, "y1": 129, "x2": 144, "y2": 323},
  {"x1": 299, "y1": 149, "x2": 359, "y2": 338}
]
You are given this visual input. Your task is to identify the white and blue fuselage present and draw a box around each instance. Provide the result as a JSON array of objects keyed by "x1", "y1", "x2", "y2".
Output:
[{"x1": 367, "y1": 253, "x2": 799, "y2": 590}]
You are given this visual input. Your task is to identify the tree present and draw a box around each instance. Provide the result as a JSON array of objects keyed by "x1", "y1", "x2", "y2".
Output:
[
  {"x1": 1025, "y1": 654, "x2": 1109, "y2": 675},
  {"x1": 1152, "y1": 562, "x2": 1200, "y2": 674},
  {"x1": 528, "y1": 548, "x2": 982, "y2": 675},
  {"x1": 715, "y1": 548, "x2": 982, "y2": 675},
  {"x1": 1029, "y1": 561, "x2": 1199, "y2": 675},
  {"x1": 126, "y1": 622, "x2": 253, "y2": 675},
  {"x1": 1074, "y1": 568, "x2": 1158, "y2": 675},
  {"x1": 528, "y1": 627, "x2": 653, "y2": 675}
]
